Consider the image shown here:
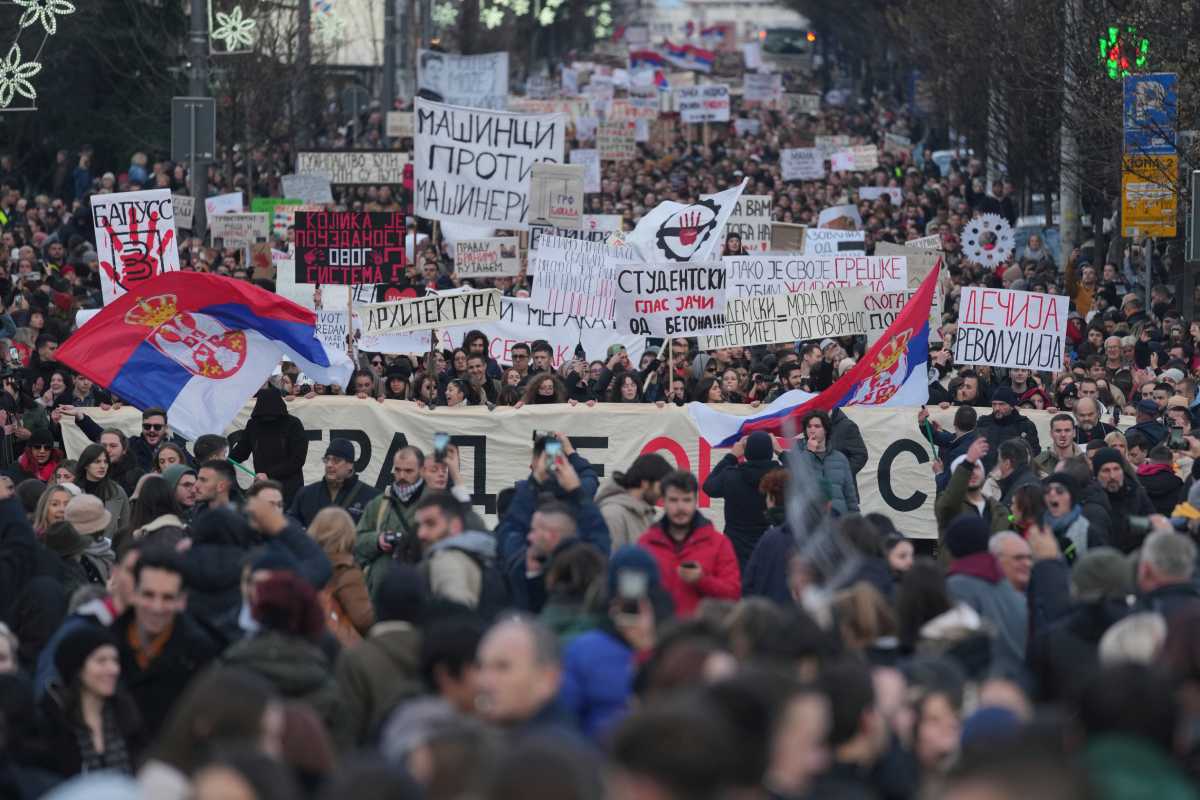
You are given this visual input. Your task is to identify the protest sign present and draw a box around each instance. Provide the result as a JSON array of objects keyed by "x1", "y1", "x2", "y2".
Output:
[
  {"x1": 721, "y1": 195, "x2": 772, "y2": 253},
  {"x1": 742, "y1": 42, "x2": 762, "y2": 69},
  {"x1": 65, "y1": 400, "x2": 1070, "y2": 537},
  {"x1": 874, "y1": 241, "x2": 944, "y2": 343},
  {"x1": 315, "y1": 309, "x2": 353, "y2": 352},
  {"x1": 743, "y1": 72, "x2": 782, "y2": 104},
  {"x1": 413, "y1": 98, "x2": 566, "y2": 229},
  {"x1": 907, "y1": 234, "x2": 943, "y2": 250},
  {"x1": 561, "y1": 67, "x2": 579, "y2": 95},
  {"x1": 610, "y1": 95, "x2": 658, "y2": 120},
  {"x1": 815, "y1": 134, "x2": 850, "y2": 158},
  {"x1": 529, "y1": 219, "x2": 615, "y2": 251},
  {"x1": 817, "y1": 204, "x2": 863, "y2": 230},
  {"x1": 859, "y1": 186, "x2": 902, "y2": 205},
  {"x1": 676, "y1": 85, "x2": 730, "y2": 123},
  {"x1": 91, "y1": 189, "x2": 181, "y2": 305},
  {"x1": 708, "y1": 287, "x2": 874, "y2": 347},
  {"x1": 296, "y1": 152, "x2": 409, "y2": 184},
  {"x1": 361, "y1": 289, "x2": 503, "y2": 336},
  {"x1": 569, "y1": 149, "x2": 601, "y2": 193},
  {"x1": 292, "y1": 211, "x2": 406, "y2": 285},
  {"x1": 575, "y1": 115, "x2": 598, "y2": 143},
  {"x1": 781, "y1": 148, "x2": 824, "y2": 181},
  {"x1": 733, "y1": 119, "x2": 761, "y2": 136},
  {"x1": 953, "y1": 286, "x2": 1067, "y2": 371},
  {"x1": 281, "y1": 174, "x2": 334, "y2": 204},
  {"x1": 803, "y1": 228, "x2": 866, "y2": 255},
  {"x1": 724, "y1": 254, "x2": 907, "y2": 296},
  {"x1": 785, "y1": 93, "x2": 820, "y2": 115},
  {"x1": 172, "y1": 194, "x2": 194, "y2": 230},
  {"x1": 251, "y1": 197, "x2": 303, "y2": 238},
  {"x1": 417, "y1": 49, "x2": 509, "y2": 110},
  {"x1": 831, "y1": 145, "x2": 879, "y2": 172},
  {"x1": 386, "y1": 111, "x2": 414, "y2": 138},
  {"x1": 529, "y1": 235, "x2": 638, "y2": 319},
  {"x1": 770, "y1": 223, "x2": 806, "y2": 252},
  {"x1": 584, "y1": 214, "x2": 622, "y2": 234},
  {"x1": 598, "y1": 121, "x2": 637, "y2": 161},
  {"x1": 454, "y1": 237, "x2": 521, "y2": 278},
  {"x1": 883, "y1": 132, "x2": 912, "y2": 156},
  {"x1": 614, "y1": 261, "x2": 726, "y2": 337},
  {"x1": 209, "y1": 212, "x2": 269, "y2": 248},
  {"x1": 249, "y1": 243, "x2": 274, "y2": 280},
  {"x1": 205, "y1": 192, "x2": 242, "y2": 217},
  {"x1": 529, "y1": 163, "x2": 584, "y2": 228}
]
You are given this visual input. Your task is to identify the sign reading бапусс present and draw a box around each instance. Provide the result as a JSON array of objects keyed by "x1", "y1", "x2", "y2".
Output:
[{"x1": 293, "y1": 211, "x2": 406, "y2": 285}]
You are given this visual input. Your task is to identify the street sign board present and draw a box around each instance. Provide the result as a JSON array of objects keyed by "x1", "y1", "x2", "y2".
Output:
[
  {"x1": 171, "y1": 96, "x2": 217, "y2": 163},
  {"x1": 1123, "y1": 73, "x2": 1177, "y2": 156},
  {"x1": 1121, "y1": 154, "x2": 1178, "y2": 238}
]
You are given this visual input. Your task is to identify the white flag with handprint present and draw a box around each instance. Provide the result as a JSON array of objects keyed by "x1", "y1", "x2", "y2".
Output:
[{"x1": 90, "y1": 189, "x2": 181, "y2": 306}]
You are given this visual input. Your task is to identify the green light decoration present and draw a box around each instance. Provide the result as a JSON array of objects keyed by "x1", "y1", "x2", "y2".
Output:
[
  {"x1": 1099, "y1": 25, "x2": 1149, "y2": 80},
  {"x1": 211, "y1": 5, "x2": 256, "y2": 52},
  {"x1": 0, "y1": 0, "x2": 74, "y2": 110}
]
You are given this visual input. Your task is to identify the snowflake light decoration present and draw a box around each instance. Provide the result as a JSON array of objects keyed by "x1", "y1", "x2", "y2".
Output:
[
  {"x1": 14, "y1": 0, "x2": 75, "y2": 35},
  {"x1": 0, "y1": 43, "x2": 40, "y2": 108},
  {"x1": 430, "y1": 2, "x2": 458, "y2": 28},
  {"x1": 211, "y1": 5, "x2": 256, "y2": 52},
  {"x1": 312, "y1": 9, "x2": 346, "y2": 44},
  {"x1": 960, "y1": 213, "x2": 1015, "y2": 268},
  {"x1": 480, "y1": 5, "x2": 503, "y2": 28}
]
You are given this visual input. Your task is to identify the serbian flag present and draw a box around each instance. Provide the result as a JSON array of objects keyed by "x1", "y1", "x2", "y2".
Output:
[
  {"x1": 689, "y1": 263, "x2": 941, "y2": 447},
  {"x1": 629, "y1": 50, "x2": 665, "y2": 69},
  {"x1": 57, "y1": 272, "x2": 353, "y2": 439},
  {"x1": 663, "y1": 41, "x2": 715, "y2": 73},
  {"x1": 654, "y1": 70, "x2": 670, "y2": 90}
]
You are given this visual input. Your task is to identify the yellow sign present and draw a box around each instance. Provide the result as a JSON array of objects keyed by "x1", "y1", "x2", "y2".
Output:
[{"x1": 1122, "y1": 154, "x2": 1178, "y2": 237}]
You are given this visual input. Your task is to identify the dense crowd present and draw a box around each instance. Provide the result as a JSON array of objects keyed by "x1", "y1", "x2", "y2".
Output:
[{"x1": 0, "y1": 55, "x2": 1199, "y2": 800}]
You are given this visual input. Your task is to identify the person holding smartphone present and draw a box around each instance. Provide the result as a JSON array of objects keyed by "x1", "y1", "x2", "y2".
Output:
[{"x1": 637, "y1": 470, "x2": 741, "y2": 617}]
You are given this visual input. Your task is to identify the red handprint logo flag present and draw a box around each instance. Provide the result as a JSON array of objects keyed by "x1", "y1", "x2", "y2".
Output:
[
  {"x1": 90, "y1": 189, "x2": 181, "y2": 305},
  {"x1": 623, "y1": 179, "x2": 746, "y2": 263}
]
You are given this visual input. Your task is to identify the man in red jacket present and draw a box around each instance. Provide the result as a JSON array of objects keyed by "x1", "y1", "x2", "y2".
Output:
[{"x1": 637, "y1": 470, "x2": 741, "y2": 616}]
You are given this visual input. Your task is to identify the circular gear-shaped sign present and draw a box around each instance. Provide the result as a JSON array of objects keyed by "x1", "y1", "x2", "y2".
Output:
[{"x1": 960, "y1": 213, "x2": 1015, "y2": 268}]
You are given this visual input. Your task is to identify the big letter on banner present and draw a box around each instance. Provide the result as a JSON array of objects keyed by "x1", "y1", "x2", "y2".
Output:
[
  {"x1": 91, "y1": 190, "x2": 180, "y2": 305},
  {"x1": 360, "y1": 289, "x2": 502, "y2": 335},
  {"x1": 413, "y1": 98, "x2": 566, "y2": 229},
  {"x1": 64, "y1": 399, "x2": 1061, "y2": 540}
]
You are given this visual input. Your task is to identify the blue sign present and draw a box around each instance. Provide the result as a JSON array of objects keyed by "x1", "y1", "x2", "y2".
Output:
[{"x1": 1124, "y1": 73, "x2": 1178, "y2": 155}]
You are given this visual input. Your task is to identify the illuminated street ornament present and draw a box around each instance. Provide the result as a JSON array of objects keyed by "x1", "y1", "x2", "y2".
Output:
[
  {"x1": 430, "y1": 2, "x2": 458, "y2": 28},
  {"x1": 312, "y1": 9, "x2": 346, "y2": 43},
  {"x1": 0, "y1": 43, "x2": 41, "y2": 108},
  {"x1": 479, "y1": 5, "x2": 503, "y2": 28},
  {"x1": 14, "y1": 0, "x2": 75, "y2": 35},
  {"x1": 211, "y1": 4, "x2": 256, "y2": 52},
  {"x1": 1099, "y1": 25, "x2": 1149, "y2": 80}
]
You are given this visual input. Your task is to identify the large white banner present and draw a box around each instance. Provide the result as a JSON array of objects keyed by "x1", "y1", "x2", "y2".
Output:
[
  {"x1": 712, "y1": 288, "x2": 874, "y2": 347},
  {"x1": 953, "y1": 286, "x2": 1068, "y2": 371},
  {"x1": 417, "y1": 49, "x2": 509, "y2": 110},
  {"x1": 361, "y1": 289, "x2": 503, "y2": 336},
  {"x1": 66, "y1": 402, "x2": 1052, "y2": 537},
  {"x1": 90, "y1": 189, "x2": 181, "y2": 305},
  {"x1": 413, "y1": 98, "x2": 567, "y2": 229}
]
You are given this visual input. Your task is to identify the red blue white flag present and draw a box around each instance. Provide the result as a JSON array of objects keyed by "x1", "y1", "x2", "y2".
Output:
[
  {"x1": 689, "y1": 262, "x2": 941, "y2": 446},
  {"x1": 57, "y1": 272, "x2": 353, "y2": 439}
]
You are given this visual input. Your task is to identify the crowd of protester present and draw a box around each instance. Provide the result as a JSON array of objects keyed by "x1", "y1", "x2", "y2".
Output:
[{"x1": 0, "y1": 52, "x2": 1199, "y2": 800}]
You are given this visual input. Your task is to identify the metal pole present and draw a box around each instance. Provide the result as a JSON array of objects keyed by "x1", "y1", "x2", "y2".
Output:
[
  {"x1": 383, "y1": 0, "x2": 396, "y2": 130},
  {"x1": 1058, "y1": 0, "x2": 1081, "y2": 273},
  {"x1": 189, "y1": 0, "x2": 209, "y2": 242}
]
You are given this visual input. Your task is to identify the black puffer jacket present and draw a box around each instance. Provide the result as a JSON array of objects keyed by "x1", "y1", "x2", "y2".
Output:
[
  {"x1": 701, "y1": 453, "x2": 779, "y2": 569},
  {"x1": 977, "y1": 409, "x2": 1041, "y2": 471},
  {"x1": 230, "y1": 390, "x2": 309, "y2": 502}
]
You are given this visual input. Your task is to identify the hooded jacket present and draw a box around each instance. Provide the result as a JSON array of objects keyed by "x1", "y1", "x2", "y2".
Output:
[
  {"x1": 595, "y1": 479, "x2": 658, "y2": 552},
  {"x1": 976, "y1": 409, "x2": 1041, "y2": 471},
  {"x1": 424, "y1": 531, "x2": 501, "y2": 610},
  {"x1": 230, "y1": 390, "x2": 308, "y2": 502},
  {"x1": 1136, "y1": 462, "x2": 1184, "y2": 516},
  {"x1": 638, "y1": 513, "x2": 740, "y2": 617},
  {"x1": 334, "y1": 621, "x2": 424, "y2": 746},
  {"x1": 222, "y1": 630, "x2": 349, "y2": 749},
  {"x1": 701, "y1": 451, "x2": 779, "y2": 569},
  {"x1": 945, "y1": 552, "x2": 1028, "y2": 678}
]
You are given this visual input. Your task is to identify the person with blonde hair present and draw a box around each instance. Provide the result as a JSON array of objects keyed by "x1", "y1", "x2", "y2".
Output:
[
  {"x1": 308, "y1": 506, "x2": 374, "y2": 644},
  {"x1": 33, "y1": 483, "x2": 73, "y2": 537}
]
